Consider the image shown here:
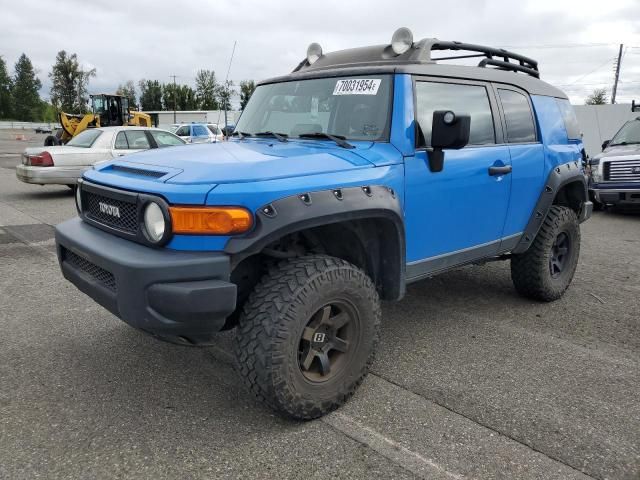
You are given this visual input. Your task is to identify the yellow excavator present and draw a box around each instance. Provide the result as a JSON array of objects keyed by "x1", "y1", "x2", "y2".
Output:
[{"x1": 44, "y1": 94, "x2": 152, "y2": 146}]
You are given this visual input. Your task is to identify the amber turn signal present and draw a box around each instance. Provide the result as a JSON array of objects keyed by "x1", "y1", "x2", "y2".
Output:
[{"x1": 169, "y1": 206, "x2": 253, "y2": 235}]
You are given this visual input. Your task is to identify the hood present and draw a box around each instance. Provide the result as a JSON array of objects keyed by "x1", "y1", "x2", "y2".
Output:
[
  {"x1": 92, "y1": 140, "x2": 376, "y2": 185},
  {"x1": 594, "y1": 143, "x2": 640, "y2": 161}
]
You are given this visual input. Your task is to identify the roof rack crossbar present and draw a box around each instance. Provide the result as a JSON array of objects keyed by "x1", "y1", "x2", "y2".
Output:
[{"x1": 419, "y1": 40, "x2": 540, "y2": 78}]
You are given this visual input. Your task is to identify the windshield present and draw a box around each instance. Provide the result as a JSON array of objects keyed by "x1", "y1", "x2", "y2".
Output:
[
  {"x1": 235, "y1": 75, "x2": 392, "y2": 141},
  {"x1": 611, "y1": 119, "x2": 640, "y2": 145},
  {"x1": 67, "y1": 129, "x2": 102, "y2": 148}
]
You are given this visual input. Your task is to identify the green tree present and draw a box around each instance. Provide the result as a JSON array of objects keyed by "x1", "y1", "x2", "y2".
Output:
[
  {"x1": 116, "y1": 80, "x2": 137, "y2": 107},
  {"x1": 239, "y1": 80, "x2": 256, "y2": 110},
  {"x1": 12, "y1": 53, "x2": 42, "y2": 121},
  {"x1": 49, "y1": 50, "x2": 96, "y2": 113},
  {"x1": 195, "y1": 69, "x2": 218, "y2": 110},
  {"x1": 138, "y1": 79, "x2": 162, "y2": 110},
  {"x1": 217, "y1": 80, "x2": 235, "y2": 111},
  {"x1": 585, "y1": 88, "x2": 608, "y2": 105},
  {"x1": 0, "y1": 56, "x2": 12, "y2": 119},
  {"x1": 38, "y1": 100, "x2": 57, "y2": 123},
  {"x1": 162, "y1": 83, "x2": 197, "y2": 111}
]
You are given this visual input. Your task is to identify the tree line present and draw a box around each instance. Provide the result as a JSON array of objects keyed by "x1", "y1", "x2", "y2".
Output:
[{"x1": 0, "y1": 51, "x2": 256, "y2": 122}]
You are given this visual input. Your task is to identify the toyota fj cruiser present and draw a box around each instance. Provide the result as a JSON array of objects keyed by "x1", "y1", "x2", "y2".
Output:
[{"x1": 55, "y1": 28, "x2": 592, "y2": 419}]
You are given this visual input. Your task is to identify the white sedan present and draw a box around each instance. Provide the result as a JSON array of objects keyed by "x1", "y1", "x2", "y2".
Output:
[{"x1": 16, "y1": 126, "x2": 185, "y2": 187}]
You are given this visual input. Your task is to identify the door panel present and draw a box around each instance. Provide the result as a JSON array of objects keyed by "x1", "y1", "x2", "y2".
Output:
[{"x1": 405, "y1": 146, "x2": 512, "y2": 264}]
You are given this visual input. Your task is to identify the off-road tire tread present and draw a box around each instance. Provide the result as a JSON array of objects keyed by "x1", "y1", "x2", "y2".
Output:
[
  {"x1": 511, "y1": 205, "x2": 580, "y2": 302},
  {"x1": 233, "y1": 254, "x2": 381, "y2": 420}
]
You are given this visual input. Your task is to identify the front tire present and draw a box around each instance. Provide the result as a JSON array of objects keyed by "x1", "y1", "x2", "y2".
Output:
[
  {"x1": 233, "y1": 255, "x2": 381, "y2": 420},
  {"x1": 511, "y1": 206, "x2": 580, "y2": 302}
]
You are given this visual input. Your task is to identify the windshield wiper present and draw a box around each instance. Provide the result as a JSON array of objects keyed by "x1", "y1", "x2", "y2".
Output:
[
  {"x1": 231, "y1": 131, "x2": 252, "y2": 140},
  {"x1": 253, "y1": 131, "x2": 288, "y2": 142},
  {"x1": 610, "y1": 141, "x2": 640, "y2": 146},
  {"x1": 298, "y1": 132, "x2": 355, "y2": 149}
]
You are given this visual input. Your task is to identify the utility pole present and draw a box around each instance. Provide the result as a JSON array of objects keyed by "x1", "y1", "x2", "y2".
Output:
[
  {"x1": 169, "y1": 74, "x2": 178, "y2": 123},
  {"x1": 611, "y1": 44, "x2": 623, "y2": 104}
]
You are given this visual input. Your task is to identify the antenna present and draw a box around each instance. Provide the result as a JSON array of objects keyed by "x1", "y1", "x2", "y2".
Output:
[{"x1": 217, "y1": 41, "x2": 237, "y2": 134}]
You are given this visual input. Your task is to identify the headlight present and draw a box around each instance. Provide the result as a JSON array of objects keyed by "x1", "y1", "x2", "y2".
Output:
[
  {"x1": 75, "y1": 184, "x2": 82, "y2": 213},
  {"x1": 307, "y1": 43, "x2": 323, "y2": 64},
  {"x1": 144, "y1": 202, "x2": 166, "y2": 242},
  {"x1": 391, "y1": 27, "x2": 414, "y2": 55}
]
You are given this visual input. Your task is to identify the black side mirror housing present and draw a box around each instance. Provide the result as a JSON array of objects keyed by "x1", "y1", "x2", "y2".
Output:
[
  {"x1": 602, "y1": 140, "x2": 610, "y2": 151},
  {"x1": 426, "y1": 110, "x2": 471, "y2": 172}
]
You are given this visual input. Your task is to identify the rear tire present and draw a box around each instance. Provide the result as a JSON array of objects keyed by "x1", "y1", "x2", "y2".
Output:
[
  {"x1": 233, "y1": 255, "x2": 381, "y2": 420},
  {"x1": 511, "y1": 206, "x2": 580, "y2": 302},
  {"x1": 44, "y1": 135, "x2": 59, "y2": 146}
]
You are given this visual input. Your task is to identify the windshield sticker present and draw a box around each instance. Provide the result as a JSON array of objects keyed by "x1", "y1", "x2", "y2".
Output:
[{"x1": 333, "y1": 79, "x2": 381, "y2": 95}]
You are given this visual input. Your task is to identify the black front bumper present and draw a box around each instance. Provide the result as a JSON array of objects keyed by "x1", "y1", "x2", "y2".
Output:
[{"x1": 55, "y1": 217, "x2": 237, "y2": 339}]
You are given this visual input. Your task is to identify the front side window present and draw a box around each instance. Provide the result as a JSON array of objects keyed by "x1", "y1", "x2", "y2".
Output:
[
  {"x1": 498, "y1": 89, "x2": 537, "y2": 143},
  {"x1": 175, "y1": 126, "x2": 190, "y2": 136},
  {"x1": 610, "y1": 119, "x2": 640, "y2": 146},
  {"x1": 235, "y1": 75, "x2": 393, "y2": 141},
  {"x1": 415, "y1": 82, "x2": 495, "y2": 146},
  {"x1": 150, "y1": 130, "x2": 185, "y2": 147},
  {"x1": 124, "y1": 130, "x2": 150, "y2": 149},
  {"x1": 67, "y1": 129, "x2": 103, "y2": 148}
]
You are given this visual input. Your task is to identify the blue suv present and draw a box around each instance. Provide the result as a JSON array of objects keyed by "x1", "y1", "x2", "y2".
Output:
[{"x1": 55, "y1": 29, "x2": 592, "y2": 419}]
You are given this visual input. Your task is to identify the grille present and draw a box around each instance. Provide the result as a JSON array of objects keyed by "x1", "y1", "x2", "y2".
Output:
[
  {"x1": 84, "y1": 190, "x2": 138, "y2": 233},
  {"x1": 63, "y1": 248, "x2": 116, "y2": 292},
  {"x1": 112, "y1": 165, "x2": 165, "y2": 178},
  {"x1": 603, "y1": 159, "x2": 640, "y2": 182}
]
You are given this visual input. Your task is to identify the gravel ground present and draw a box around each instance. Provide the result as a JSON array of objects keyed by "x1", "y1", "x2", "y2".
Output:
[{"x1": 0, "y1": 129, "x2": 638, "y2": 479}]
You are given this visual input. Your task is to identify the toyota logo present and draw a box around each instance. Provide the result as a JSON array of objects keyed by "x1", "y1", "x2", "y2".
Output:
[{"x1": 633, "y1": 166, "x2": 640, "y2": 174}]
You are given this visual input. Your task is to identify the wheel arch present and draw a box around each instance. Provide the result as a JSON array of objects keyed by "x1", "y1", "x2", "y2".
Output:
[
  {"x1": 225, "y1": 186, "x2": 406, "y2": 301},
  {"x1": 512, "y1": 161, "x2": 589, "y2": 254}
]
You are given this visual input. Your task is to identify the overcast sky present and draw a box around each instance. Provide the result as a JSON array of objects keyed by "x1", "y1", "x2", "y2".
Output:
[{"x1": 2, "y1": 0, "x2": 639, "y2": 106}]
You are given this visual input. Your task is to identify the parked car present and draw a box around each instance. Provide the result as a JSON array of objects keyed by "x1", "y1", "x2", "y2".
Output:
[
  {"x1": 173, "y1": 123, "x2": 216, "y2": 143},
  {"x1": 589, "y1": 116, "x2": 640, "y2": 208},
  {"x1": 34, "y1": 126, "x2": 53, "y2": 134},
  {"x1": 206, "y1": 123, "x2": 224, "y2": 142},
  {"x1": 16, "y1": 126, "x2": 185, "y2": 187},
  {"x1": 56, "y1": 28, "x2": 591, "y2": 420}
]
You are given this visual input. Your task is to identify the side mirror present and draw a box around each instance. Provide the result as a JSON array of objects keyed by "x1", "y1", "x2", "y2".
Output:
[
  {"x1": 602, "y1": 140, "x2": 610, "y2": 151},
  {"x1": 427, "y1": 110, "x2": 471, "y2": 172}
]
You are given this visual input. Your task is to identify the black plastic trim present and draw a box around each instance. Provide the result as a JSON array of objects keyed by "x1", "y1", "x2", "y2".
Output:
[
  {"x1": 56, "y1": 217, "x2": 236, "y2": 337},
  {"x1": 225, "y1": 185, "x2": 406, "y2": 300},
  {"x1": 511, "y1": 162, "x2": 588, "y2": 254}
]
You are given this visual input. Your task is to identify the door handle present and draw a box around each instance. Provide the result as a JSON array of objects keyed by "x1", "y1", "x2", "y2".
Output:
[{"x1": 488, "y1": 165, "x2": 512, "y2": 176}]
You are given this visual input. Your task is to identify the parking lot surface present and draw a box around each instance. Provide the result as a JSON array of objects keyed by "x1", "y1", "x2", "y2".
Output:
[{"x1": 1, "y1": 130, "x2": 638, "y2": 479}]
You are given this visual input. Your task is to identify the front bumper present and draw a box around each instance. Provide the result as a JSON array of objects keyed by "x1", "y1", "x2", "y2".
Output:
[
  {"x1": 590, "y1": 184, "x2": 640, "y2": 205},
  {"x1": 55, "y1": 217, "x2": 237, "y2": 340},
  {"x1": 16, "y1": 164, "x2": 87, "y2": 185}
]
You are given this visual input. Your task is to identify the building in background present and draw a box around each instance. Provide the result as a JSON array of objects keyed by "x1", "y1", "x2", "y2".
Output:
[
  {"x1": 574, "y1": 103, "x2": 637, "y2": 157},
  {"x1": 142, "y1": 110, "x2": 242, "y2": 130}
]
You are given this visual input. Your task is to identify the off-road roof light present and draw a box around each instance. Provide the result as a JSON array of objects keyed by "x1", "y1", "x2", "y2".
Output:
[
  {"x1": 307, "y1": 43, "x2": 323, "y2": 64},
  {"x1": 391, "y1": 27, "x2": 413, "y2": 55}
]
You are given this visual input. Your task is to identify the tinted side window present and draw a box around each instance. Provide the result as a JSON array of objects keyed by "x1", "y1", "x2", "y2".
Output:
[
  {"x1": 192, "y1": 125, "x2": 208, "y2": 136},
  {"x1": 498, "y1": 89, "x2": 537, "y2": 143},
  {"x1": 556, "y1": 98, "x2": 580, "y2": 140},
  {"x1": 124, "y1": 130, "x2": 150, "y2": 149},
  {"x1": 175, "y1": 126, "x2": 190, "y2": 136},
  {"x1": 415, "y1": 82, "x2": 495, "y2": 146},
  {"x1": 114, "y1": 132, "x2": 128, "y2": 149}
]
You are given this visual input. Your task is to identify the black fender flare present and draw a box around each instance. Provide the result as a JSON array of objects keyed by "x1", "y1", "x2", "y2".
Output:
[
  {"x1": 512, "y1": 161, "x2": 589, "y2": 254},
  {"x1": 225, "y1": 185, "x2": 406, "y2": 300}
]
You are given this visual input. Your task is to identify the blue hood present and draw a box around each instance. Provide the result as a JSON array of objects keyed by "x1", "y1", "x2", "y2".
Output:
[{"x1": 95, "y1": 140, "x2": 376, "y2": 185}]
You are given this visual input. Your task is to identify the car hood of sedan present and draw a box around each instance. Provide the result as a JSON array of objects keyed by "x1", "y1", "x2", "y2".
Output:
[{"x1": 91, "y1": 140, "x2": 376, "y2": 185}]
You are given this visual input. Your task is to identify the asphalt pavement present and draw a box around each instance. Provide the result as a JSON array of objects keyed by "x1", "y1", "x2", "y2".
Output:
[{"x1": 0, "y1": 129, "x2": 638, "y2": 479}]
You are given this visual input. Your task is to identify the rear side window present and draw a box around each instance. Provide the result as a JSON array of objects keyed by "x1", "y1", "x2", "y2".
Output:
[
  {"x1": 192, "y1": 125, "x2": 209, "y2": 136},
  {"x1": 556, "y1": 98, "x2": 581, "y2": 140},
  {"x1": 175, "y1": 126, "x2": 190, "y2": 136},
  {"x1": 498, "y1": 89, "x2": 537, "y2": 143},
  {"x1": 114, "y1": 132, "x2": 128, "y2": 149},
  {"x1": 124, "y1": 130, "x2": 150, "y2": 149},
  {"x1": 415, "y1": 82, "x2": 495, "y2": 146},
  {"x1": 150, "y1": 130, "x2": 185, "y2": 148}
]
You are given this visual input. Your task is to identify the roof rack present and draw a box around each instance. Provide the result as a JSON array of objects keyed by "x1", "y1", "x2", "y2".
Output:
[
  {"x1": 418, "y1": 39, "x2": 540, "y2": 78},
  {"x1": 295, "y1": 31, "x2": 541, "y2": 79}
]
